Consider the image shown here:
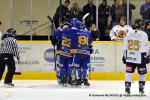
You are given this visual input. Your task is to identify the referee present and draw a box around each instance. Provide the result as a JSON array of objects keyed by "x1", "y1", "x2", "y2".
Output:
[{"x1": 0, "y1": 28, "x2": 20, "y2": 87}]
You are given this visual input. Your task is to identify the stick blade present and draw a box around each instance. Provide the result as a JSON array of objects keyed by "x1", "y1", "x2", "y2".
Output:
[
  {"x1": 82, "y1": 13, "x2": 90, "y2": 21},
  {"x1": 14, "y1": 72, "x2": 22, "y2": 75}
]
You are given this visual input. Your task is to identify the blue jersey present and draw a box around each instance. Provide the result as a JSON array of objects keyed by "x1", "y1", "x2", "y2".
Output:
[
  {"x1": 66, "y1": 27, "x2": 93, "y2": 55},
  {"x1": 55, "y1": 28, "x2": 63, "y2": 51},
  {"x1": 55, "y1": 27, "x2": 72, "y2": 57}
]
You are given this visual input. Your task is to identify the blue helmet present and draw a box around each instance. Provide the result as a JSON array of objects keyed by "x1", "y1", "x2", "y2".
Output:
[
  {"x1": 69, "y1": 18, "x2": 85, "y2": 29},
  {"x1": 69, "y1": 18, "x2": 79, "y2": 27}
]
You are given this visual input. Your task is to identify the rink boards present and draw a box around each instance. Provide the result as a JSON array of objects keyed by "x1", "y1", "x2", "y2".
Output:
[{"x1": 2, "y1": 41, "x2": 150, "y2": 80}]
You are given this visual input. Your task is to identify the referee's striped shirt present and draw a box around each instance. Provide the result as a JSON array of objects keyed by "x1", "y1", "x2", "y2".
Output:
[{"x1": 0, "y1": 37, "x2": 20, "y2": 60}]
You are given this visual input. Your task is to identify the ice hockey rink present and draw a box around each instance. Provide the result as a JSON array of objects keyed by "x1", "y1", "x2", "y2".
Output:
[{"x1": 0, "y1": 80, "x2": 150, "y2": 100}]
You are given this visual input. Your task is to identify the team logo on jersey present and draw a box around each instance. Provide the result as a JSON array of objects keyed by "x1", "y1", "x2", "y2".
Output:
[
  {"x1": 78, "y1": 35, "x2": 88, "y2": 45},
  {"x1": 117, "y1": 30, "x2": 126, "y2": 38},
  {"x1": 44, "y1": 48, "x2": 54, "y2": 62}
]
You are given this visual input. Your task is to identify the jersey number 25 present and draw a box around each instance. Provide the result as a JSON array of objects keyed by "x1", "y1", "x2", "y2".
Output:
[{"x1": 62, "y1": 36, "x2": 71, "y2": 47}]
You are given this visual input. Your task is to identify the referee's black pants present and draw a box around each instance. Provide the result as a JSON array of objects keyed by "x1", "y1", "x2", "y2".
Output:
[{"x1": 0, "y1": 53, "x2": 16, "y2": 83}]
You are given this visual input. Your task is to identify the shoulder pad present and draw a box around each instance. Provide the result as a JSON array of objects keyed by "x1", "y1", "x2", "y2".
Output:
[
  {"x1": 71, "y1": 27, "x2": 78, "y2": 29},
  {"x1": 112, "y1": 25, "x2": 121, "y2": 28},
  {"x1": 124, "y1": 25, "x2": 133, "y2": 29}
]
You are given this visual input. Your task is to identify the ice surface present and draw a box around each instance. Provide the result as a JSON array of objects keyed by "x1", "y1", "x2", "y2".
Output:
[{"x1": 0, "y1": 80, "x2": 150, "y2": 100}]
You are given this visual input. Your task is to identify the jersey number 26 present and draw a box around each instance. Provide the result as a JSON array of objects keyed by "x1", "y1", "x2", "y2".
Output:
[{"x1": 128, "y1": 40, "x2": 140, "y2": 51}]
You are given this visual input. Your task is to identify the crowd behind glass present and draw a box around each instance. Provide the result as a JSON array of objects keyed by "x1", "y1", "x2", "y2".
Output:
[{"x1": 53, "y1": 0, "x2": 150, "y2": 41}]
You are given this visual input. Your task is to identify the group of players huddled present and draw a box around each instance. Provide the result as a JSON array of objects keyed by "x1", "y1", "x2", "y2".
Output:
[
  {"x1": 50, "y1": 18, "x2": 93, "y2": 87},
  {"x1": 110, "y1": 16, "x2": 150, "y2": 94}
]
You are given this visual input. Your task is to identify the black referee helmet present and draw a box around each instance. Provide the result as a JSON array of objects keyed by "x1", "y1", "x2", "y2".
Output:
[
  {"x1": 7, "y1": 28, "x2": 16, "y2": 38},
  {"x1": 7, "y1": 28, "x2": 16, "y2": 35}
]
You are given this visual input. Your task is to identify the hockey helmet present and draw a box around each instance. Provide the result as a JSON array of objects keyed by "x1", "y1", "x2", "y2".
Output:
[
  {"x1": 134, "y1": 19, "x2": 143, "y2": 29},
  {"x1": 7, "y1": 28, "x2": 16, "y2": 35},
  {"x1": 69, "y1": 18, "x2": 85, "y2": 29}
]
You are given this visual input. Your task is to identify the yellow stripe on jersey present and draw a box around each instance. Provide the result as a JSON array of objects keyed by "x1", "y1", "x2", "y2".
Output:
[{"x1": 70, "y1": 49, "x2": 90, "y2": 55}]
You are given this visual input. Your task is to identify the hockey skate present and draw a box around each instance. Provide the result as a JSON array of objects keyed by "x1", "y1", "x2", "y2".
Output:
[
  {"x1": 3, "y1": 83, "x2": 14, "y2": 88},
  {"x1": 58, "y1": 76, "x2": 67, "y2": 86},
  {"x1": 57, "y1": 77, "x2": 64, "y2": 86},
  {"x1": 139, "y1": 87, "x2": 144, "y2": 94},
  {"x1": 125, "y1": 87, "x2": 130, "y2": 94},
  {"x1": 83, "y1": 78, "x2": 90, "y2": 86},
  {"x1": 67, "y1": 77, "x2": 74, "y2": 86},
  {"x1": 61, "y1": 77, "x2": 67, "y2": 86},
  {"x1": 58, "y1": 81, "x2": 64, "y2": 86},
  {"x1": 74, "y1": 79, "x2": 81, "y2": 87}
]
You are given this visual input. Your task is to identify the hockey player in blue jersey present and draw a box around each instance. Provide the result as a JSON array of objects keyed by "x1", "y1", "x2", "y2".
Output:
[
  {"x1": 66, "y1": 18, "x2": 93, "y2": 86},
  {"x1": 54, "y1": 23, "x2": 74, "y2": 86}
]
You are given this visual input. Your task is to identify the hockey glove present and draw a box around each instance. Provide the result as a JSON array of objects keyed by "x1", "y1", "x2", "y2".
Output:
[
  {"x1": 145, "y1": 55, "x2": 150, "y2": 64},
  {"x1": 89, "y1": 48, "x2": 94, "y2": 54},
  {"x1": 122, "y1": 56, "x2": 126, "y2": 64},
  {"x1": 142, "y1": 53, "x2": 150, "y2": 64},
  {"x1": 89, "y1": 45, "x2": 93, "y2": 54}
]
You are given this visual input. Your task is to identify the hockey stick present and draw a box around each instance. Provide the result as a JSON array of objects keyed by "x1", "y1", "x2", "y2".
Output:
[
  {"x1": 47, "y1": 16, "x2": 56, "y2": 32},
  {"x1": 83, "y1": 13, "x2": 92, "y2": 80},
  {"x1": 82, "y1": 13, "x2": 90, "y2": 24},
  {"x1": 14, "y1": 72, "x2": 22, "y2": 75},
  {"x1": 47, "y1": 15, "x2": 57, "y2": 71},
  {"x1": 59, "y1": 0, "x2": 63, "y2": 24},
  {"x1": 82, "y1": 13, "x2": 90, "y2": 22},
  {"x1": 89, "y1": 66, "x2": 91, "y2": 80}
]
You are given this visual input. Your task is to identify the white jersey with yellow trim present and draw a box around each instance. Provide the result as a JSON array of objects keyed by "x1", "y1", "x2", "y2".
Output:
[
  {"x1": 123, "y1": 30, "x2": 149, "y2": 64},
  {"x1": 110, "y1": 25, "x2": 133, "y2": 40}
]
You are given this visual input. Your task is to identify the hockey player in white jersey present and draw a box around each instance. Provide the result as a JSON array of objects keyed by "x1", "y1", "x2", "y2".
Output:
[
  {"x1": 110, "y1": 16, "x2": 133, "y2": 40},
  {"x1": 122, "y1": 20, "x2": 149, "y2": 94}
]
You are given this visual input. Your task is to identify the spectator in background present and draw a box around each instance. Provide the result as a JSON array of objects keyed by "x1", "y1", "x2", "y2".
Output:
[
  {"x1": 110, "y1": 0, "x2": 122, "y2": 27},
  {"x1": 83, "y1": 0, "x2": 96, "y2": 28},
  {"x1": 98, "y1": 0, "x2": 110, "y2": 39},
  {"x1": 140, "y1": 0, "x2": 150, "y2": 23},
  {"x1": 70, "y1": 2, "x2": 83, "y2": 21},
  {"x1": 89, "y1": 24, "x2": 99, "y2": 41},
  {"x1": 121, "y1": 0, "x2": 135, "y2": 25},
  {"x1": 144, "y1": 21, "x2": 150, "y2": 39},
  {"x1": 53, "y1": 0, "x2": 70, "y2": 28}
]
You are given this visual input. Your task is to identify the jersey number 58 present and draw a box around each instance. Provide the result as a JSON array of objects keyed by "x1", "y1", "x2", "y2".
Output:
[{"x1": 78, "y1": 35, "x2": 88, "y2": 45}]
